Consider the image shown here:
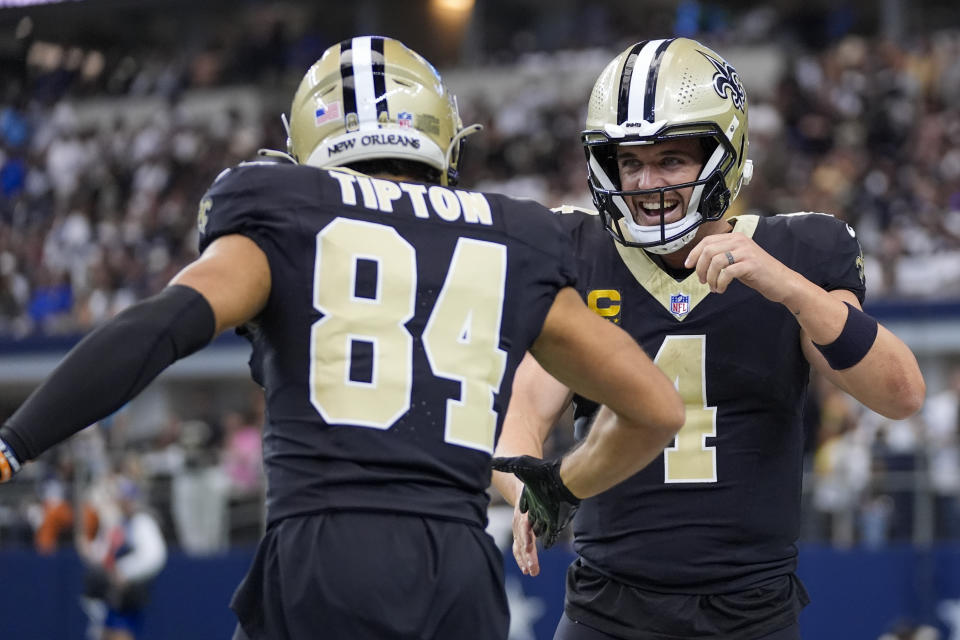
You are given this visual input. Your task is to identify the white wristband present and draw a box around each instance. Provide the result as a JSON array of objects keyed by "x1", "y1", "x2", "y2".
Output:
[{"x1": 0, "y1": 438, "x2": 22, "y2": 482}]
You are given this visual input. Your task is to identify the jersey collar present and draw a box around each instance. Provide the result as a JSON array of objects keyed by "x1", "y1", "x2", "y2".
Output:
[{"x1": 613, "y1": 215, "x2": 760, "y2": 321}]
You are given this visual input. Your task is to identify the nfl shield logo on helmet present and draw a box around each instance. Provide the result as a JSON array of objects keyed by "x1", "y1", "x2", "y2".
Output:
[
  {"x1": 670, "y1": 293, "x2": 690, "y2": 319},
  {"x1": 397, "y1": 111, "x2": 413, "y2": 128}
]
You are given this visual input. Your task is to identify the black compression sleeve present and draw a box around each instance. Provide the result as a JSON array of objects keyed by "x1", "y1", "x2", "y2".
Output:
[{"x1": 0, "y1": 285, "x2": 216, "y2": 461}]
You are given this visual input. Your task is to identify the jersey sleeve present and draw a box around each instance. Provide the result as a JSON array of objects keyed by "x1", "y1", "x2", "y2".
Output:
[
  {"x1": 785, "y1": 213, "x2": 866, "y2": 303},
  {"x1": 548, "y1": 223, "x2": 579, "y2": 291},
  {"x1": 496, "y1": 196, "x2": 580, "y2": 355},
  {"x1": 502, "y1": 196, "x2": 579, "y2": 290},
  {"x1": 553, "y1": 205, "x2": 604, "y2": 299},
  {"x1": 196, "y1": 163, "x2": 294, "y2": 257}
]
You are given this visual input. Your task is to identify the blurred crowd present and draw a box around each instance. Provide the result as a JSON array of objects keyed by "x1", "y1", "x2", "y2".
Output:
[
  {"x1": 2, "y1": 25, "x2": 960, "y2": 338},
  {"x1": 803, "y1": 366, "x2": 960, "y2": 548},
  {"x1": 0, "y1": 99, "x2": 273, "y2": 338},
  {"x1": 0, "y1": 386, "x2": 265, "y2": 554},
  {"x1": 0, "y1": 33, "x2": 960, "y2": 337}
]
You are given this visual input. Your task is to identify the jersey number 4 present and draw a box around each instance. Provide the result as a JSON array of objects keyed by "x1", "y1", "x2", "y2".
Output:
[
  {"x1": 308, "y1": 218, "x2": 507, "y2": 454},
  {"x1": 654, "y1": 335, "x2": 718, "y2": 483}
]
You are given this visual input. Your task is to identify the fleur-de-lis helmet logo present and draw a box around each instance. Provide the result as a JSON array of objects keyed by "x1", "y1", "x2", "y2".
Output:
[{"x1": 699, "y1": 51, "x2": 746, "y2": 112}]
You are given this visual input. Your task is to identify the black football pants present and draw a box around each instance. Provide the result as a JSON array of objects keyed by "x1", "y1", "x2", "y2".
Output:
[{"x1": 230, "y1": 511, "x2": 509, "y2": 640}]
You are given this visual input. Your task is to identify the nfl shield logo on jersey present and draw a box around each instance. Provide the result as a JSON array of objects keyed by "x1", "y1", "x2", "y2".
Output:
[{"x1": 669, "y1": 293, "x2": 690, "y2": 319}]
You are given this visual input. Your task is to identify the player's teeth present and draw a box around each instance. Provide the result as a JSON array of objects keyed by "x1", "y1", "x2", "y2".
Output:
[{"x1": 641, "y1": 202, "x2": 677, "y2": 211}]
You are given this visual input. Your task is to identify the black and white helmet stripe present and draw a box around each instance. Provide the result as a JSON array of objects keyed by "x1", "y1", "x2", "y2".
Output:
[
  {"x1": 339, "y1": 36, "x2": 389, "y2": 130},
  {"x1": 617, "y1": 38, "x2": 674, "y2": 125}
]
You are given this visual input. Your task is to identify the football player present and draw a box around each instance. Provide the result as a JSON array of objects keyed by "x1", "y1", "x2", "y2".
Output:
[
  {"x1": 492, "y1": 37, "x2": 925, "y2": 640},
  {"x1": 0, "y1": 37, "x2": 685, "y2": 640}
]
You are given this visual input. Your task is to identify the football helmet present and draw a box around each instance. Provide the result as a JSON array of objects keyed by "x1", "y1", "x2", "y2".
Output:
[
  {"x1": 583, "y1": 37, "x2": 753, "y2": 253},
  {"x1": 287, "y1": 36, "x2": 480, "y2": 186}
]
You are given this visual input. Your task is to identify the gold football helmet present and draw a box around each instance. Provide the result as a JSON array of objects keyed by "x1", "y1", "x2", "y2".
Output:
[
  {"x1": 287, "y1": 36, "x2": 480, "y2": 186},
  {"x1": 583, "y1": 37, "x2": 753, "y2": 253}
]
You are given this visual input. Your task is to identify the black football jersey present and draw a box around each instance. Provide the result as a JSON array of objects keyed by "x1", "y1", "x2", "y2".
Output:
[
  {"x1": 198, "y1": 162, "x2": 576, "y2": 528},
  {"x1": 556, "y1": 209, "x2": 865, "y2": 594}
]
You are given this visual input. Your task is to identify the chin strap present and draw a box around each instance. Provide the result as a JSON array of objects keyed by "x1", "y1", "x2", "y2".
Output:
[
  {"x1": 444, "y1": 123, "x2": 483, "y2": 185},
  {"x1": 257, "y1": 148, "x2": 298, "y2": 164},
  {"x1": 281, "y1": 113, "x2": 294, "y2": 159}
]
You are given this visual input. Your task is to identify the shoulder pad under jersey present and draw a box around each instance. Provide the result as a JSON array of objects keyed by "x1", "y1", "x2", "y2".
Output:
[{"x1": 551, "y1": 204, "x2": 598, "y2": 216}]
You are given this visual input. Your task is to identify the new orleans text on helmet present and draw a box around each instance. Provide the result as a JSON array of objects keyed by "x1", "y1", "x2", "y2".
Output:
[{"x1": 327, "y1": 134, "x2": 422, "y2": 156}]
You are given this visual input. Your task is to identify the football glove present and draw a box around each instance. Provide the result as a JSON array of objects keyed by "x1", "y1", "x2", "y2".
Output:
[
  {"x1": 0, "y1": 437, "x2": 22, "y2": 483},
  {"x1": 491, "y1": 455, "x2": 580, "y2": 548}
]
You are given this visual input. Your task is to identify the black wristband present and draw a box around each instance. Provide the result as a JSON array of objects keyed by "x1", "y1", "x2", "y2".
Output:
[
  {"x1": 4, "y1": 285, "x2": 215, "y2": 461},
  {"x1": 813, "y1": 302, "x2": 878, "y2": 370}
]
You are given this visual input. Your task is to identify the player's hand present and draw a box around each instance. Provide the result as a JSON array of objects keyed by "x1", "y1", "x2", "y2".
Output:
[
  {"x1": 512, "y1": 503, "x2": 541, "y2": 576},
  {"x1": 0, "y1": 438, "x2": 22, "y2": 483},
  {"x1": 684, "y1": 231, "x2": 799, "y2": 302},
  {"x1": 491, "y1": 455, "x2": 580, "y2": 549}
]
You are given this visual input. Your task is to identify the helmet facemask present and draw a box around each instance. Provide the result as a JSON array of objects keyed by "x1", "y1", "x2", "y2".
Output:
[{"x1": 584, "y1": 126, "x2": 734, "y2": 254}]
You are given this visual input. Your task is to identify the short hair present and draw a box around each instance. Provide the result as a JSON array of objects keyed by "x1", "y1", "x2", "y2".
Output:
[{"x1": 346, "y1": 159, "x2": 441, "y2": 184}]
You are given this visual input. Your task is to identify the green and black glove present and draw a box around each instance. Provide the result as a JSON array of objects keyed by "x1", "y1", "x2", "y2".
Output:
[{"x1": 491, "y1": 455, "x2": 580, "y2": 548}]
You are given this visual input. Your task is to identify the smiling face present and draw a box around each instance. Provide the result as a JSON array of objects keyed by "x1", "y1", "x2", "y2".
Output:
[{"x1": 616, "y1": 137, "x2": 706, "y2": 226}]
